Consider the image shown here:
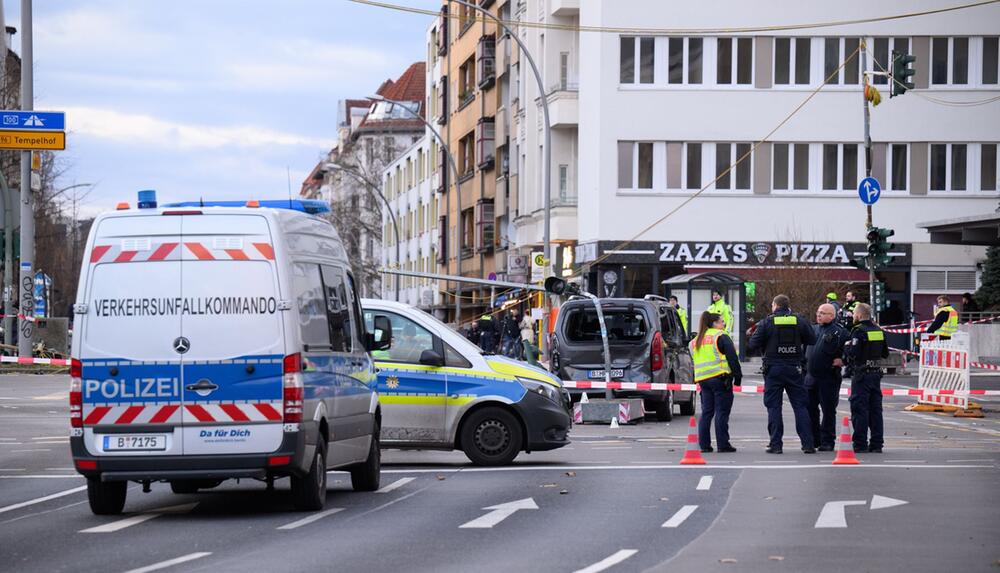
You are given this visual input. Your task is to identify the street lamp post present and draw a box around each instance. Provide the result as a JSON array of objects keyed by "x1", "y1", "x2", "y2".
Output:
[
  {"x1": 368, "y1": 94, "x2": 464, "y2": 323},
  {"x1": 324, "y1": 162, "x2": 401, "y2": 301}
]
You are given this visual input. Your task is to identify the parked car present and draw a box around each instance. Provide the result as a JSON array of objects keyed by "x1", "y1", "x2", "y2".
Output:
[
  {"x1": 362, "y1": 299, "x2": 572, "y2": 466},
  {"x1": 549, "y1": 295, "x2": 696, "y2": 421}
]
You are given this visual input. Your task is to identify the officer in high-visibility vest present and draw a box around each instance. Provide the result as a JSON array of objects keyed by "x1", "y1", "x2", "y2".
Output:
[
  {"x1": 845, "y1": 303, "x2": 889, "y2": 453},
  {"x1": 748, "y1": 294, "x2": 817, "y2": 454},
  {"x1": 690, "y1": 312, "x2": 742, "y2": 453},
  {"x1": 668, "y1": 295, "x2": 688, "y2": 334},
  {"x1": 926, "y1": 295, "x2": 959, "y2": 340},
  {"x1": 707, "y1": 290, "x2": 733, "y2": 333},
  {"x1": 838, "y1": 290, "x2": 859, "y2": 329}
]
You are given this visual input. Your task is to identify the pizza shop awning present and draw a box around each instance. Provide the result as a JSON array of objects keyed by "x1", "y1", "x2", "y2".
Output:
[{"x1": 918, "y1": 213, "x2": 1000, "y2": 246}]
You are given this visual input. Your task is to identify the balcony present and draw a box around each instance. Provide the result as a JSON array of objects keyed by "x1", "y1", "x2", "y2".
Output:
[
  {"x1": 543, "y1": 80, "x2": 578, "y2": 128},
  {"x1": 550, "y1": 0, "x2": 579, "y2": 17}
]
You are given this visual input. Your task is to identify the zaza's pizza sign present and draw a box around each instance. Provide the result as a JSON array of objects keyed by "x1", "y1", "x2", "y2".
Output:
[{"x1": 658, "y1": 242, "x2": 857, "y2": 265}]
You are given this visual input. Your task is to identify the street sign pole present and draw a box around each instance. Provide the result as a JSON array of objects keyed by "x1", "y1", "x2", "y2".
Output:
[
  {"x1": 18, "y1": 0, "x2": 34, "y2": 358},
  {"x1": 860, "y1": 43, "x2": 876, "y2": 308}
]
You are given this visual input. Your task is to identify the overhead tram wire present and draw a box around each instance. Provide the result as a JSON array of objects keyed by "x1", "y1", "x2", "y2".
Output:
[{"x1": 347, "y1": 0, "x2": 1000, "y2": 35}]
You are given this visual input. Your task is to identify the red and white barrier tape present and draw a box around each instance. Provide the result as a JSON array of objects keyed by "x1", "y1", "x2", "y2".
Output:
[
  {"x1": 0, "y1": 355, "x2": 69, "y2": 366},
  {"x1": 560, "y1": 380, "x2": 1000, "y2": 396},
  {"x1": 881, "y1": 314, "x2": 1000, "y2": 334},
  {"x1": 0, "y1": 314, "x2": 38, "y2": 323},
  {"x1": 889, "y1": 347, "x2": 1000, "y2": 371}
]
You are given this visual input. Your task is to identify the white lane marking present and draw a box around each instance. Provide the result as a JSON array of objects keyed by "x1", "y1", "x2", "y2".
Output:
[
  {"x1": 0, "y1": 485, "x2": 87, "y2": 515},
  {"x1": 946, "y1": 458, "x2": 994, "y2": 462},
  {"x1": 32, "y1": 392, "x2": 68, "y2": 401},
  {"x1": 573, "y1": 549, "x2": 638, "y2": 573},
  {"x1": 884, "y1": 460, "x2": 926, "y2": 463},
  {"x1": 815, "y1": 500, "x2": 867, "y2": 528},
  {"x1": 375, "y1": 477, "x2": 415, "y2": 494},
  {"x1": 80, "y1": 502, "x2": 198, "y2": 533},
  {"x1": 1, "y1": 498, "x2": 90, "y2": 525},
  {"x1": 0, "y1": 443, "x2": 24, "y2": 445},
  {"x1": 0, "y1": 468, "x2": 24, "y2": 471},
  {"x1": 11, "y1": 449, "x2": 50, "y2": 452},
  {"x1": 459, "y1": 497, "x2": 538, "y2": 529},
  {"x1": 31, "y1": 436, "x2": 67, "y2": 440},
  {"x1": 0, "y1": 475, "x2": 87, "y2": 479},
  {"x1": 870, "y1": 495, "x2": 908, "y2": 510},
  {"x1": 696, "y1": 476, "x2": 713, "y2": 491},
  {"x1": 123, "y1": 552, "x2": 212, "y2": 573},
  {"x1": 276, "y1": 507, "x2": 344, "y2": 530},
  {"x1": 662, "y1": 505, "x2": 698, "y2": 528},
  {"x1": 44, "y1": 467, "x2": 76, "y2": 471}
]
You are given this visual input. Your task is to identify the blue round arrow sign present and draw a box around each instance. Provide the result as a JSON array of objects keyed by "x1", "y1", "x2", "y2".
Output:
[{"x1": 858, "y1": 177, "x2": 881, "y2": 205}]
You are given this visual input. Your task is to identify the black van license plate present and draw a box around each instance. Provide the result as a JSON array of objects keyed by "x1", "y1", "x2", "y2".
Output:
[{"x1": 588, "y1": 369, "x2": 624, "y2": 379}]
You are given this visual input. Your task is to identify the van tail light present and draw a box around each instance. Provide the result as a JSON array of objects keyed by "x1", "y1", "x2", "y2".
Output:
[
  {"x1": 283, "y1": 353, "x2": 304, "y2": 424},
  {"x1": 70, "y1": 358, "x2": 82, "y2": 378},
  {"x1": 650, "y1": 332, "x2": 664, "y2": 372},
  {"x1": 69, "y1": 372, "x2": 83, "y2": 428}
]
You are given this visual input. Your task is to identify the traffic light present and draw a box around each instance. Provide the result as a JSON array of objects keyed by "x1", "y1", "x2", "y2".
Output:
[
  {"x1": 544, "y1": 276, "x2": 580, "y2": 296},
  {"x1": 866, "y1": 226, "x2": 896, "y2": 269},
  {"x1": 872, "y1": 281, "x2": 887, "y2": 313},
  {"x1": 890, "y1": 50, "x2": 916, "y2": 98},
  {"x1": 849, "y1": 256, "x2": 869, "y2": 272}
]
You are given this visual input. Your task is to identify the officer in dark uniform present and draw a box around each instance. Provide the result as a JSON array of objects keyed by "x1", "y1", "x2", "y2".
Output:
[
  {"x1": 806, "y1": 303, "x2": 850, "y2": 451},
  {"x1": 838, "y1": 291, "x2": 859, "y2": 328},
  {"x1": 748, "y1": 294, "x2": 818, "y2": 454},
  {"x1": 845, "y1": 302, "x2": 889, "y2": 453}
]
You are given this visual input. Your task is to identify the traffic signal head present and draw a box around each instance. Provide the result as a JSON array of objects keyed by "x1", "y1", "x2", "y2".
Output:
[
  {"x1": 890, "y1": 50, "x2": 917, "y2": 98},
  {"x1": 866, "y1": 226, "x2": 895, "y2": 268},
  {"x1": 544, "y1": 276, "x2": 580, "y2": 296}
]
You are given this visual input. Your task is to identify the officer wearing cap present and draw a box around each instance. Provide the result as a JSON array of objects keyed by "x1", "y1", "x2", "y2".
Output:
[
  {"x1": 748, "y1": 294, "x2": 817, "y2": 454},
  {"x1": 845, "y1": 303, "x2": 889, "y2": 453}
]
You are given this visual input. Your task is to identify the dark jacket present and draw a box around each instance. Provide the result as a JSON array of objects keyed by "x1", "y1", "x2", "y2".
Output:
[
  {"x1": 747, "y1": 308, "x2": 817, "y2": 365},
  {"x1": 845, "y1": 319, "x2": 890, "y2": 367},
  {"x1": 716, "y1": 332, "x2": 743, "y2": 382},
  {"x1": 926, "y1": 309, "x2": 950, "y2": 335},
  {"x1": 807, "y1": 321, "x2": 849, "y2": 377}
]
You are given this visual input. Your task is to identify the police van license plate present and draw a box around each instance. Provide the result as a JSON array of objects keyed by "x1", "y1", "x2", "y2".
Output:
[
  {"x1": 103, "y1": 435, "x2": 167, "y2": 451},
  {"x1": 588, "y1": 369, "x2": 624, "y2": 379}
]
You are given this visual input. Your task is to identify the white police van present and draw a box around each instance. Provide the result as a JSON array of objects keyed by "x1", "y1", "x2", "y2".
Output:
[{"x1": 70, "y1": 194, "x2": 389, "y2": 514}]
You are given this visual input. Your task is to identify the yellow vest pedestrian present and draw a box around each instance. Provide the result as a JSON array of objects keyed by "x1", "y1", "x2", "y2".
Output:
[
  {"x1": 707, "y1": 299, "x2": 733, "y2": 332},
  {"x1": 936, "y1": 305, "x2": 959, "y2": 337},
  {"x1": 690, "y1": 328, "x2": 733, "y2": 382}
]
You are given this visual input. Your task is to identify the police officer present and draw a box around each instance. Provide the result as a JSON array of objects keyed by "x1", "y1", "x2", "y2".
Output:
[
  {"x1": 748, "y1": 294, "x2": 817, "y2": 454},
  {"x1": 707, "y1": 290, "x2": 733, "y2": 333},
  {"x1": 926, "y1": 295, "x2": 958, "y2": 340},
  {"x1": 691, "y1": 312, "x2": 741, "y2": 453},
  {"x1": 826, "y1": 292, "x2": 842, "y2": 317},
  {"x1": 845, "y1": 303, "x2": 889, "y2": 453},
  {"x1": 806, "y1": 303, "x2": 849, "y2": 451},
  {"x1": 668, "y1": 295, "x2": 688, "y2": 334},
  {"x1": 838, "y1": 291, "x2": 858, "y2": 328},
  {"x1": 478, "y1": 313, "x2": 498, "y2": 352}
]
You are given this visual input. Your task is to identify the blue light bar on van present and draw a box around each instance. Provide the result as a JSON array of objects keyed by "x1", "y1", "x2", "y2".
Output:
[{"x1": 162, "y1": 199, "x2": 331, "y2": 215}]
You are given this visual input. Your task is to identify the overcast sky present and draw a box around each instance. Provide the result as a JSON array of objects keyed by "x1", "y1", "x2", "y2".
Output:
[{"x1": 2, "y1": 0, "x2": 432, "y2": 215}]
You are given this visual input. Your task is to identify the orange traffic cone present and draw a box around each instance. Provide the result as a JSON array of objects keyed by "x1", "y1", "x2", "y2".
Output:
[
  {"x1": 679, "y1": 416, "x2": 706, "y2": 465},
  {"x1": 832, "y1": 416, "x2": 860, "y2": 465}
]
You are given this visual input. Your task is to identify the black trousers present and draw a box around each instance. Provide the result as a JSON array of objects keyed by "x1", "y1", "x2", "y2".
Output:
[
  {"x1": 806, "y1": 371, "x2": 842, "y2": 448},
  {"x1": 850, "y1": 372, "x2": 884, "y2": 449}
]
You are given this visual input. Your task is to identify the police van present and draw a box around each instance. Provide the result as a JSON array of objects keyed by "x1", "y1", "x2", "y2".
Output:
[
  {"x1": 70, "y1": 194, "x2": 388, "y2": 514},
  {"x1": 362, "y1": 299, "x2": 572, "y2": 466}
]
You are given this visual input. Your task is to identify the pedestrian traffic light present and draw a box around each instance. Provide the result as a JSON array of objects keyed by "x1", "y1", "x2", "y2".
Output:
[
  {"x1": 872, "y1": 281, "x2": 887, "y2": 313},
  {"x1": 890, "y1": 50, "x2": 916, "y2": 98},
  {"x1": 866, "y1": 226, "x2": 895, "y2": 268}
]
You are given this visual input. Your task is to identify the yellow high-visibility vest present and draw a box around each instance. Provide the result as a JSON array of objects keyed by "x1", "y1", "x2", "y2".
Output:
[
  {"x1": 689, "y1": 328, "x2": 732, "y2": 382},
  {"x1": 937, "y1": 305, "x2": 958, "y2": 337}
]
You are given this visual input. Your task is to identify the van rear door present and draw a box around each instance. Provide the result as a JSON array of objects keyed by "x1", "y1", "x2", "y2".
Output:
[
  {"x1": 79, "y1": 215, "x2": 184, "y2": 457},
  {"x1": 178, "y1": 214, "x2": 285, "y2": 455}
]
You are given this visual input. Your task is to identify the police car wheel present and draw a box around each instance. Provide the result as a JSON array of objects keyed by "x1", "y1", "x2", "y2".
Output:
[
  {"x1": 291, "y1": 437, "x2": 327, "y2": 511},
  {"x1": 87, "y1": 477, "x2": 127, "y2": 515},
  {"x1": 350, "y1": 427, "x2": 381, "y2": 492},
  {"x1": 461, "y1": 408, "x2": 522, "y2": 466}
]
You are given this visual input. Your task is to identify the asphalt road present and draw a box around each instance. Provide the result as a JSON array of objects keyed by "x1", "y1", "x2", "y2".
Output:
[{"x1": 0, "y1": 373, "x2": 997, "y2": 573}]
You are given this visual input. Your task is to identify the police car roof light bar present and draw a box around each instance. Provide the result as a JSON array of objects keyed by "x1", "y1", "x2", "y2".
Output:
[{"x1": 164, "y1": 199, "x2": 331, "y2": 215}]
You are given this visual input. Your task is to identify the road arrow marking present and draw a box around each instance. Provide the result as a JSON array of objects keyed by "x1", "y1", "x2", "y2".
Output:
[
  {"x1": 870, "y1": 495, "x2": 908, "y2": 510},
  {"x1": 81, "y1": 502, "x2": 198, "y2": 533},
  {"x1": 815, "y1": 500, "x2": 867, "y2": 528},
  {"x1": 459, "y1": 497, "x2": 538, "y2": 529}
]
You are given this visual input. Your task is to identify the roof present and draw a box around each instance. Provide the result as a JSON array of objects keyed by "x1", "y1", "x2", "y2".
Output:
[
  {"x1": 299, "y1": 161, "x2": 326, "y2": 198},
  {"x1": 355, "y1": 62, "x2": 426, "y2": 135},
  {"x1": 918, "y1": 212, "x2": 1000, "y2": 246}
]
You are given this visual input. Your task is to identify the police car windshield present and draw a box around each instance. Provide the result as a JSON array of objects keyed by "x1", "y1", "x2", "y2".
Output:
[{"x1": 566, "y1": 308, "x2": 648, "y2": 343}]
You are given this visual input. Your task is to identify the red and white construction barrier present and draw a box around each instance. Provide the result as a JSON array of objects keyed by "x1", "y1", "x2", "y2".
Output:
[
  {"x1": 560, "y1": 380, "x2": 1000, "y2": 397},
  {"x1": 0, "y1": 355, "x2": 69, "y2": 366},
  {"x1": 882, "y1": 314, "x2": 1000, "y2": 334},
  {"x1": 89, "y1": 241, "x2": 275, "y2": 264}
]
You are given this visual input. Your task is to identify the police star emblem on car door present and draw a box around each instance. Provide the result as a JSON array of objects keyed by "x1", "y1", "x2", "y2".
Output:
[{"x1": 173, "y1": 336, "x2": 190, "y2": 354}]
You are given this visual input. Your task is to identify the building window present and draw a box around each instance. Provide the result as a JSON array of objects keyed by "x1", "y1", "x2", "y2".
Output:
[
  {"x1": 436, "y1": 145, "x2": 448, "y2": 193},
  {"x1": 824, "y1": 37, "x2": 861, "y2": 84},
  {"x1": 477, "y1": 35, "x2": 496, "y2": 89},
  {"x1": 637, "y1": 142, "x2": 653, "y2": 188},
  {"x1": 437, "y1": 215, "x2": 447, "y2": 263},
  {"x1": 982, "y1": 144, "x2": 998, "y2": 191},
  {"x1": 459, "y1": 132, "x2": 475, "y2": 177},
  {"x1": 775, "y1": 37, "x2": 811, "y2": 85},
  {"x1": 667, "y1": 37, "x2": 704, "y2": 85},
  {"x1": 436, "y1": 76, "x2": 448, "y2": 125},
  {"x1": 821, "y1": 144, "x2": 859, "y2": 190},
  {"x1": 560, "y1": 52, "x2": 570, "y2": 89},
  {"x1": 932, "y1": 37, "x2": 969, "y2": 85},
  {"x1": 459, "y1": 57, "x2": 476, "y2": 107},
  {"x1": 984, "y1": 37, "x2": 999, "y2": 84},
  {"x1": 437, "y1": 6, "x2": 448, "y2": 56},
  {"x1": 930, "y1": 143, "x2": 969, "y2": 191},
  {"x1": 873, "y1": 37, "x2": 909, "y2": 85},
  {"x1": 686, "y1": 143, "x2": 702, "y2": 189},
  {"x1": 889, "y1": 144, "x2": 908, "y2": 191},
  {"x1": 477, "y1": 117, "x2": 495, "y2": 170},
  {"x1": 559, "y1": 164, "x2": 569, "y2": 202},
  {"x1": 714, "y1": 143, "x2": 752, "y2": 190},
  {"x1": 475, "y1": 199, "x2": 494, "y2": 253},
  {"x1": 773, "y1": 143, "x2": 810, "y2": 190},
  {"x1": 716, "y1": 38, "x2": 752, "y2": 85},
  {"x1": 617, "y1": 141, "x2": 653, "y2": 189},
  {"x1": 461, "y1": 208, "x2": 474, "y2": 257},
  {"x1": 620, "y1": 36, "x2": 654, "y2": 84}
]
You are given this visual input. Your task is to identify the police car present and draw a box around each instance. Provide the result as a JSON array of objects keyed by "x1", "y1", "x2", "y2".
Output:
[
  {"x1": 362, "y1": 299, "x2": 572, "y2": 466},
  {"x1": 70, "y1": 193, "x2": 388, "y2": 514}
]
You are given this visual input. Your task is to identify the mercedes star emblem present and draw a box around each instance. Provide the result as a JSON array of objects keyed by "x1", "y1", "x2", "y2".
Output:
[{"x1": 173, "y1": 336, "x2": 190, "y2": 354}]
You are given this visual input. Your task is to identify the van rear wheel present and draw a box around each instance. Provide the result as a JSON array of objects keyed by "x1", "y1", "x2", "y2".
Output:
[
  {"x1": 680, "y1": 398, "x2": 696, "y2": 416},
  {"x1": 350, "y1": 428, "x2": 381, "y2": 492},
  {"x1": 291, "y1": 437, "x2": 327, "y2": 511},
  {"x1": 460, "y1": 407, "x2": 522, "y2": 466},
  {"x1": 87, "y1": 477, "x2": 126, "y2": 515},
  {"x1": 654, "y1": 396, "x2": 673, "y2": 422}
]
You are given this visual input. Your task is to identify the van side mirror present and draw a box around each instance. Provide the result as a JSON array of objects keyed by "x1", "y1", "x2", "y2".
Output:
[
  {"x1": 419, "y1": 349, "x2": 445, "y2": 367},
  {"x1": 367, "y1": 315, "x2": 392, "y2": 352}
]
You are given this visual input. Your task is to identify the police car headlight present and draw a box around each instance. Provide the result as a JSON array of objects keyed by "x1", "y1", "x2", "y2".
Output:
[{"x1": 517, "y1": 377, "x2": 560, "y2": 403}]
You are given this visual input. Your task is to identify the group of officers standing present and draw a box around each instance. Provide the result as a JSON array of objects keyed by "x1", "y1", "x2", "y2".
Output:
[{"x1": 688, "y1": 292, "x2": 888, "y2": 455}]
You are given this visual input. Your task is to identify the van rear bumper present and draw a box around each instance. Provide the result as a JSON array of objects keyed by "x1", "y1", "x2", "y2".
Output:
[{"x1": 70, "y1": 430, "x2": 314, "y2": 482}]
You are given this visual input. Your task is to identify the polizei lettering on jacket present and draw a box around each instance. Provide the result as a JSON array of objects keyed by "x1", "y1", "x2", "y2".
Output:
[
  {"x1": 93, "y1": 297, "x2": 278, "y2": 317},
  {"x1": 83, "y1": 377, "x2": 180, "y2": 400}
]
